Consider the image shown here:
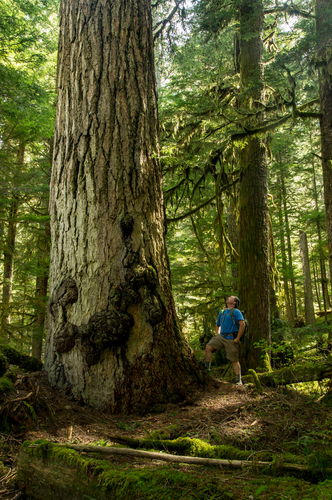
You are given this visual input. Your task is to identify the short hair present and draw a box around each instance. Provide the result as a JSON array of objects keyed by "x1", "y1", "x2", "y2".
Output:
[{"x1": 234, "y1": 296, "x2": 240, "y2": 308}]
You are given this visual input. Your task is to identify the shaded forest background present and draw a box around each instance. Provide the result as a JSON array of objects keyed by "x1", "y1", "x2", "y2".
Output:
[{"x1": 1, "y1": 0, "x2": 332, "y2": 389}]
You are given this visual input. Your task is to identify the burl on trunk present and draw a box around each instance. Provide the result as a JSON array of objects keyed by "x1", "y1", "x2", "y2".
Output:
[{"x1": 45, "y1": 0, "x2": 200, "y2": 412}]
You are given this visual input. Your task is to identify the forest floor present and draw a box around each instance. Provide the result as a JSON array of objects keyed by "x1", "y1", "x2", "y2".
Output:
[{"x1": 1, "y1": 368, "x2": 332, "y2": 499}]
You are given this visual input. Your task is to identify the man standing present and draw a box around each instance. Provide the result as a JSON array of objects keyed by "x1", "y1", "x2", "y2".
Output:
[{"x1": 205, "y1": 296, "x2": 245, "y2": 385}]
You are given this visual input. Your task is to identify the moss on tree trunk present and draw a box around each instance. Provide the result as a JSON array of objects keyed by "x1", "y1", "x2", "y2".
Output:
[{"x1": 238, "y1": 0, "x2": 270, "y2": 370}]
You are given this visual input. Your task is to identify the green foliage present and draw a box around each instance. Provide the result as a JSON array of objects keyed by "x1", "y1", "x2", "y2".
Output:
[
  {"x1": 0, "y1": 375, "x2": 14, "y2": 394},
  {"x1": 116, "y1": 422, "x2": 142, "y2": 432}
]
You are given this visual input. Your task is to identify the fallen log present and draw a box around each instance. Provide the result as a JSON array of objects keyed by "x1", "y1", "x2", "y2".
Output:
[
  {"x1": 17, "y1": 440, "x2": 330, "y2": 500},
  {"x1": 251, "y1": 361, "x2": 332, "y2": 387},
  {"x1": 0, "y1": 344, "x2": 43, "y2": 373}
]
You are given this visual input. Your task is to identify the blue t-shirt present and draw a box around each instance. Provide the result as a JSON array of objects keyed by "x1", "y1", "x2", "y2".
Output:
[{"x1": 216, "y1": 308, "x2": 244, "y2": 340}]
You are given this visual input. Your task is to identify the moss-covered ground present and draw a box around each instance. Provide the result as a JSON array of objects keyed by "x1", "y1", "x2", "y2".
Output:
[{"x1": 1, "y1": 367, "x2": 332, "y2": 498}]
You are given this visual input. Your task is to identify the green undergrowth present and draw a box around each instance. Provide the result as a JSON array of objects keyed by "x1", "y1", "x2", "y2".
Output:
[
  {"x1": 18, "y1": 441, "x2": 332, "y2": 500},
  {"x1": 0, "y1": 375, "x2": 14, "y2": 395}
]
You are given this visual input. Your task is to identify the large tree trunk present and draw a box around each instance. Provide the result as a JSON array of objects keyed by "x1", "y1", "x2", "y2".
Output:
[
  {"x1": 238, "y1": 0, "x2": 270, "y2": 370},
  {"x1": 299, "y1": 231, "x2": 316, "y2": 325},
  {"x1": 45, "y1": 0, "x2": 199, "y2": 412},
  {"x1": 316, "y1": 0, "x2": 332, "y2": 298}
]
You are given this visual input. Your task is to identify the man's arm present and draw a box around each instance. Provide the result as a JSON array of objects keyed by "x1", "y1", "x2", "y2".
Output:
[
  {"x1": 215, "y1": 324, "x2": 220, "y2": 335},
  {"x1": 233, "y1": 320, "x2": 245, "y2": 344}
]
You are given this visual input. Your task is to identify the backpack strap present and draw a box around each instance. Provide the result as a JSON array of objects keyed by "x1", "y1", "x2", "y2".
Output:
[{"x1": 230, "y1": 308, "x2": 237, "y2": 327}]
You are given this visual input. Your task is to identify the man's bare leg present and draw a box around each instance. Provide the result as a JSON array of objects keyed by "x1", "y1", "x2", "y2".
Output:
[
  {"x1": 205, "y1": 345, "x2": 215, "y2": 370},
  {"x1": 232, "y1": 361, "x2": 242, "y2": 384}
]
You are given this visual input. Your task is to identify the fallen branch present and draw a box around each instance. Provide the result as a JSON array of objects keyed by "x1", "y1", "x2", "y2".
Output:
[{"x1": 46, "y1": 443, "x2": 324, "y2": 473}]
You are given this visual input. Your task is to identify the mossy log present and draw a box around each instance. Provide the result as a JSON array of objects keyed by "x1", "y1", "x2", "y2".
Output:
[
  {"x1": 18, "y1": 440, "x2": 273, "y2": 500},
  {"x1": 15, "y1": 440, "x2": 332, "y2": 500},
  {"x1": 108, "y1": 435, "x2": 265, "y2": 461},
  {"x1": 253, "y1": 361, "x2": 332, "y2": 387},
  {"x1": 0, "y1": 344, "x2": 43, "y2": 372}
]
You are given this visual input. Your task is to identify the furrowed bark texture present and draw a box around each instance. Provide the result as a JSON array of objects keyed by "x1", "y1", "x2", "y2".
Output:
[
  {"x1": 316, "y1": 0, "x2": 332, "y2": 296},
  {"x1": 45, "y1": 0, "x2": 199, "y2": 412},
  {"x1": 238, "y1": 0, "x2": 270, "y2": 370}
]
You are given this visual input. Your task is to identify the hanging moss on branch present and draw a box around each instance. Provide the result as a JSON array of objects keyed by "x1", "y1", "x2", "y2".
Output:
[{"x1": 0, "y1": 345, "x2": 43, "y2": 372}]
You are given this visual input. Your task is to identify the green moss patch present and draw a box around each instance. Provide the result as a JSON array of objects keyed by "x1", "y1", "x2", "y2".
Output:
[
  {"x1": 17, "y1": 441, "x2": 332, "y2": 500},
  {"x1": 0, "y1": 375, "x2": 14, "y2": 395}
]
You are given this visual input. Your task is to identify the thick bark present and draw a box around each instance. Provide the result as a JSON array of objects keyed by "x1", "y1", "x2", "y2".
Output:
[
  {"x1": 316, "y1": 0, "x2": 332, "y2": 297},
  {"x1": 45, "y1": 0, "x2": 200, "y2": 412},
  {"x1": 299, "y1": 231, "x2": 316, "y2": 325},
  {"x1": 238, "y1": 0, "x2": 270, "y2": 369}
]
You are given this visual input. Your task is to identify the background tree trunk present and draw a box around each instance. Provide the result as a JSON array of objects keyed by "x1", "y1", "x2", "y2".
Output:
[
  {"x1": 281, "y1": 172, "x2": 297, "y2": 319},
  {"x1": 316, "y1": 0, "x2": 332, "y2": 298},
  {"x1": 277, "y1": 185, "x2": 293, "y2": 322},
  {"x1": 238, "y1": 0, "x2": 270, "y2": 370},
  {"x1": 45, "y1": 0, "x2": 200, "y2": 412},
  {"x1": 1, "y1": 144, "x2": 23, "y2": 335},
  {"x1": 299, "y1": 231, "x2": 316, "y2": 325},
  {"x1": 227, "y1": 197, "x2": 239, "y2": 291},
  {"x1": 32, "y1": 222, "x2": 50, "y2": 360}
]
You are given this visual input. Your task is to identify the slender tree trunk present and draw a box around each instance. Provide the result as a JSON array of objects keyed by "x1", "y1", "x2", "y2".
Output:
[
  {"x1": 281, "y1": 172, "x2": 297, "y2": 319},
  {"x1": 45, "y1": 0, "x2": 199, "y2": 412},
  {"x1": 32, "y1": 222, "x2": 50, "y2": 360},
  {"x1": 2, "y1": 198, "x2": 18, "y2": 327},
  {"x1": 312, "y1": 154, "x2": 330, "y2": 312},
  {"x1": 299, "y1": 231, "x2": 316, "y2": 325},
  {"x1": 277, "y1": 186, "x2": 293, "y2": 323},
  {"x1": 238, "y1": 0, "x2": 270, "y2": 370},
  {"x1": 316, "y1": 0, "x2": 332, "y2": 298},
  {"x1": 1, "y1": 144, "x2": 23, "y2": 333},
  {"x1": 312, "y1": 261, "x2": 322, "y2": 312}
]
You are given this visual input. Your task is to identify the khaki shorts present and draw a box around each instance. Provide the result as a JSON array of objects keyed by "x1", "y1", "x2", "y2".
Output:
[{"x1": 207, "y1": 335, "x2": 239, "y2": 362}]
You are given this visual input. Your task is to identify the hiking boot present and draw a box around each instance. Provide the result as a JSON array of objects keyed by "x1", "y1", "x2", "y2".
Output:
[{"x1": 235, "y1": 379, "x2": 243, "y2": 385}]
